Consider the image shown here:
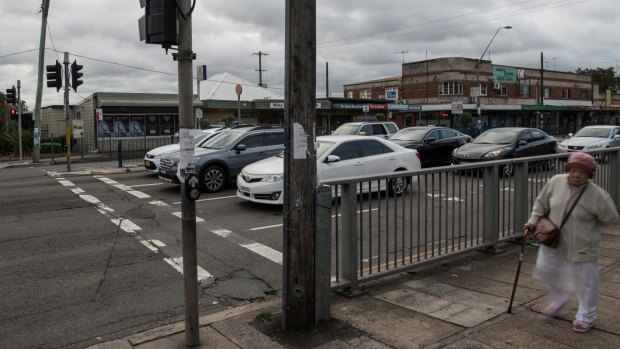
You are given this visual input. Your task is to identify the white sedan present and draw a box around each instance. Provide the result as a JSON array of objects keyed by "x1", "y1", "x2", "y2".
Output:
[
  {"x1": 143, "y1": 127, "x2": 224, "y2": 173},
  {"x1": 237, "y1": 135, "x2": 421, "y2": 205},
  {"x1": 558, "y1": 125, "x2": 620, "y2": 153}
]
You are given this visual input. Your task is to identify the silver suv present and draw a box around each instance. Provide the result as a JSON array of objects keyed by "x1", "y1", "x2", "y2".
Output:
[
  {"x1": 332, "y1": 121, "x2": 399, "y2": 138},
  {"x1": 158, "y1": 125, "x2": 284, "y2": 193}
]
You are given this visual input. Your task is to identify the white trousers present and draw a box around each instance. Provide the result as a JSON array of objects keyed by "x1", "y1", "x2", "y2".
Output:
[{"x1": 533, "y1": 245, "x2": 599, "y2": 323}]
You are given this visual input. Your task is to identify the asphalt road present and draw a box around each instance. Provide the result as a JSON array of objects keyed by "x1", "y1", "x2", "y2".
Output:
[{"x1": 0, "y1": 165, "x2": 286, "y2": 348}]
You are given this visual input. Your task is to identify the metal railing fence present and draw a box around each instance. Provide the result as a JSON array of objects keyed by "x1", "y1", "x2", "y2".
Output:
[
  {"x1": 324, "y1": 148, "x2": 620, "y2": 294},
  {"x1": 38, "y1": 133, "x2": 179, "y2": 163}
]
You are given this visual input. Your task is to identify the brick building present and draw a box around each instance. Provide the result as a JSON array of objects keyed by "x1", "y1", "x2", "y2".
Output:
[{"x1": 344, "y1": 57, "x2": 619, "y2": 135}]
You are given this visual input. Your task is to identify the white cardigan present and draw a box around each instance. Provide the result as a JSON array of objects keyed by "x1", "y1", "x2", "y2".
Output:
[{"x1": 527, "y1": 174, "x2": 619, "y2": 262}]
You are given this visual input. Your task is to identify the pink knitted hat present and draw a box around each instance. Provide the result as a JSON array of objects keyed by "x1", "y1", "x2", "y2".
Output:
[{"x1": 564, "y1": 152, "x2": 597, "y2": 175}]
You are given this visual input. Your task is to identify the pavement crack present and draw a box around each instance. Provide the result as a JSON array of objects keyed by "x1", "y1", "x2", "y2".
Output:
[{"x1": 92, "y1": 219, "x2": 123, "y2": 302}]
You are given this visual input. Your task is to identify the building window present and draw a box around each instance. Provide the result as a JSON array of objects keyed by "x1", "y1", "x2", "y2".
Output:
[
  {"x1": 480, "y1": 84, "x2": 487, "y2": 96},
  {"x1": 499, "y1": 85, "x2": 508, "y2": 97},
  {"x1": 580, "y1": 89, "x2": 588, "y2": 100},
  {"x1": 359, "y1": 89, "x2": 371, "y2": 99},
  {"x1": 438, "y1": 82, "x2": 463, "y2": 95},
  {"x1": 563, "y1": 88, "x2": 571, "y2": 99},
  {"x1": 347, "y1": 91, "x2": 353, "y2": 98},
  {"x1": 520, "y1": 84, "x2": 530, "y2": 97},
  {"x1": 543, "y1": 87, "x2": 551, "y2": 98}
]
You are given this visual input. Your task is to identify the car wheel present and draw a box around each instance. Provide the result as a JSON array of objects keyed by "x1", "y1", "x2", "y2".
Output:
[
  {"x1": 501, "y1": 163, "x2": 514, "y2": 177},
  {"x1": 388, "y1": 175, "x2": 408, "y2": 196},
  {"x1": 200, "y1": 165, "x2": 226, "y2": 193}
]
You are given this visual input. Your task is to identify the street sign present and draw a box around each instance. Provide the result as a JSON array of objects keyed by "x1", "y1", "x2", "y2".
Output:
[
  {"x1": 195, "y1": 108, "x2": 203, "y2": 119},
  {"x1": 451, "y1": 101, "x2": 463, "y2": 114},
  {"x1": 235, "y1": 84, "x2": 243, "y2": 96}
]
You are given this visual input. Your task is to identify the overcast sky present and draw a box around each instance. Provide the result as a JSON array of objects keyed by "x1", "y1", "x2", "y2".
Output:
[{"x1": 1, "y1": 0, "x2": 618, "y2": 109}]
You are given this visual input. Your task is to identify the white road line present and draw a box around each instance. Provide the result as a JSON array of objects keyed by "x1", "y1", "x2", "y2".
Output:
[
  {"x1": 95, "y1": 176, "x2": 151, "y2": 199},
  {"x1": 129, "y1": 183, "x2": 164, "y2": 188},
  {"x1": 173, "y1": 195, "x2": 237, "y2": 205},
  {"x1": 249, "y1": 208, "x2": 379, "y2": 231},
  {"x1": 164, "y1": 257, "x2": 213, "y2": 282},
  {"x1": 53, "y1": 176, "x2": 214, "y2": 281},
  {"x1": 110, "y1": 218, "x2": 142, "y2": 233},
  {"x1": 58, "y1": 180, "x2": 75, "y2": 187},
  {"x1": 149, "y1": 200, "x2": 170, "y2": 207},
  {"x1": 172, "y1": 212, "x2": 205, "y2": 222},
  {"x1": 211, "y1": 229, "x2": 282, "y2": 265}
]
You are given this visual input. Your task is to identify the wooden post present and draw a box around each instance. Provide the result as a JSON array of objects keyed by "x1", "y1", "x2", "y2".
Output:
[{"x1": 283, "y1": 0, "x2": 317, "y2": 330}]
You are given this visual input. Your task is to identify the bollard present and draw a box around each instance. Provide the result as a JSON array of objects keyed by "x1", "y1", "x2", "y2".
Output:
[{"x1": 117, "y1": 140, "x2": 123, "y2": 168}]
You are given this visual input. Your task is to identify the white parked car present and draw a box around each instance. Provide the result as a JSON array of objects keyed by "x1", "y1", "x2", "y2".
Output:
[
  {"x1": 237, "y1": 135, "x2": 421, "y2": 205},
  {"x1": 143, "y1": 127, "x2": 224, "y2": 173},
  {"x1": 558, "y1": 125, "x2": 620, "y2": 153}
]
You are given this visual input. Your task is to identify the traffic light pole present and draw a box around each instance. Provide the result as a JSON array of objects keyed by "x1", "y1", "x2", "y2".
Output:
[
  {"x1": 63, "y1": 52, "x2": 71, "y2": 172},
  {"x1": 17, "y1": 80, "x2": 23, "y2": 161},
  {"x1": 174, "y1": 1, "x2": 200, "y2": 346}
]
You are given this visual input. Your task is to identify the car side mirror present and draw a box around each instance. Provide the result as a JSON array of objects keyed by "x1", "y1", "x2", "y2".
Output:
[
  {"x1": 358, "y1": 131, "x2": 367, "y2": 136},
  {"x1": 568, "y1": 132, "x2": 573, "y2": 138},
  {"x1": 614, "y1": 134, "x2": 620, "y2": 139},
  {"x1": 426, "y1": 137, "x2": 436, "y2": 143},
  {"x1": 236, "y1": 144, "x2": 246, "y2": 153},
  {"x1": 517, "y1": 140, "x2": 527, "y2": 146},
  {"x1": 325, "y1": 155, "x2": 341, "y2": 163}
]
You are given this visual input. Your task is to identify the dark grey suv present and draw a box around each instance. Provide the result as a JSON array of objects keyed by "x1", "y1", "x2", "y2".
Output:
[{"x1": 158, "y1": 125, "x2": 284, "y2": 193}]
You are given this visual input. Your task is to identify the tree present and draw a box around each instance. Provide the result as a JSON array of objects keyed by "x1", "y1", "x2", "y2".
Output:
[{"x1": 575, "y1": 67, "x2": 620, "y2": 93}]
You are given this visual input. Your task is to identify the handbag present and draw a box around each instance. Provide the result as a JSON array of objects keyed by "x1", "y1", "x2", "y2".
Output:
[{"x1": 532, "y1": 183, "x2": 588, "y2": 248}]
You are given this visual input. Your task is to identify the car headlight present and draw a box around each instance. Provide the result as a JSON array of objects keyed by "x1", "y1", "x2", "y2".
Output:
[
  {"x1": 558, "y1": 141, "x2": 567, "y2": 148},
  {"x1": 452, "y1": 148, "x2": 459, "y2": 156},
  {"x1": 263, "y1": 174, "x2": 284, "y2": 183},
  {"x1": 585, "y1": 143, "x2": 603, "y2": 149},
  {"x1": 483, "y1": 148, "x2": 510, "y2": 158}
]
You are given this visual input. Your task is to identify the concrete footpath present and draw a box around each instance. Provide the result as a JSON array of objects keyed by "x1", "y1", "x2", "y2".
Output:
[{"x1": 4, "y1": 159, "x2": 620, "y2": 348}]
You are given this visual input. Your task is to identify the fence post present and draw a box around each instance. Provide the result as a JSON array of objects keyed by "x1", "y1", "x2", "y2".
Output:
[
  {"x1": 117, "y1": 140, "x2": 123, "y2": 168},
  {"x1": 482, "y1": 164, "x2": 504, "y2": 253},
  {"x1": 609, "y1": 149, "x2": 620, "y2": 205},
  {"x1": 513, "y1": 161, "x2": 529, "y2": 236},
  {"x1": 315, "y1": 185, "x2": 332, "y2": 323},
  {"x1": 336, "y1": 182, "x2": 365, "y2": 297}
]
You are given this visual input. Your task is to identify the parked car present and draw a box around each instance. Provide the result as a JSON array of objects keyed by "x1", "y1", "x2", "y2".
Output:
[
  {"x1": 452, "y1": 127, "x2": 557, "y2": 176},
  {"x1": 158, "y1": 125, "x2": 284, "y2": 192},
  {"x1": 388, "y1": 126, "x2": 472, "y2": 167},
  {"x1": 558, "y1": 125, "x2": 620, "y2": 152},
  {"x1": 143, "y1": 126, "x2": 225, "y2": 173},
  {"x1": 236, "y1": 135, "x2": 421, "y2": 205},
  {"x1": 332, "y1": 121, "x2": 399, "y2": 138}
]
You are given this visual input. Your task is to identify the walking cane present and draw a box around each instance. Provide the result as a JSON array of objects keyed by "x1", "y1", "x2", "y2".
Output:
[{"x1": 507, "y1": 228, "x2": 530, "y2": 314}]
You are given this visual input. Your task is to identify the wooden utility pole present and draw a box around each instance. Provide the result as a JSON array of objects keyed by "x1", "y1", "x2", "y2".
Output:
[
  {"x1": 32, "y1": 0, "x2": 50, "y2": 163},
  {"x1": 283, "y1": 0, "x2": 317, "y2": 330}
]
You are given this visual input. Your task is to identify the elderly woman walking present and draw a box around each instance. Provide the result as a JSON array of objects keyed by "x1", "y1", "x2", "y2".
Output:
[{"x1": 525, "y1": 152, "x2": 619, "y2": 333}]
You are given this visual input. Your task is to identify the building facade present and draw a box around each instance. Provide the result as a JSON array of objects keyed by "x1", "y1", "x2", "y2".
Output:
[{"x1": 344, "y1": 57, "x2": 620, "y2": 135}]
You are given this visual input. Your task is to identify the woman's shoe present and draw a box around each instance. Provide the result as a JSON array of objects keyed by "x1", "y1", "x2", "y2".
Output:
[
  {"x1": 572, "y1": 320, "x2": 593, "y2": 333},
  {"x1": 541, "y1": 301, "x2": 567, "y2": 317}
]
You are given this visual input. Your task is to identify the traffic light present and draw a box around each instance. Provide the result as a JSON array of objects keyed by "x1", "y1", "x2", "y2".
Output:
[
  {"x1": 71, "y1": 60, "x2": 83, "y2": 92},
  {"x1": 138, "y1": 0, "x2": 179, "y2": 47},
  {"x1": 46, "y1": 60, "x2": 62, "y2": 91},
  {"x1": 10, "y1": 108, "x2": 17, "y2": 119},
  {"x1": 5, "y1": 86, "x2": 16, "y2": 104}
]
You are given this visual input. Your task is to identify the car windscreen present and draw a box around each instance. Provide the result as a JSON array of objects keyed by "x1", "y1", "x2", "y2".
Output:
[
  {"x1": 573, "y1": 127, "x2": 611, "y2": 138},
  {"x1": 473, "y1": 130, "x2": 518, "y2": 144},
  {"x1": 332, "y1": 124, "x2": 360, "y2": 135},
  {"x1": 389, "y1": 129, "x2": 428, "y2": 141},
  {"x1": 200, "y1": 130, "x2": 241, "y2": 150},
  {"x1": 193, "y1": 132, "x2": 215, "y2": 146}
]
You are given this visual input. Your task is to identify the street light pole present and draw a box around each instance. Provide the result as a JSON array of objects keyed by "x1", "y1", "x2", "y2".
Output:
[{"x1": 476, "y1": 26, "x2": 512, "y2": 117}]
